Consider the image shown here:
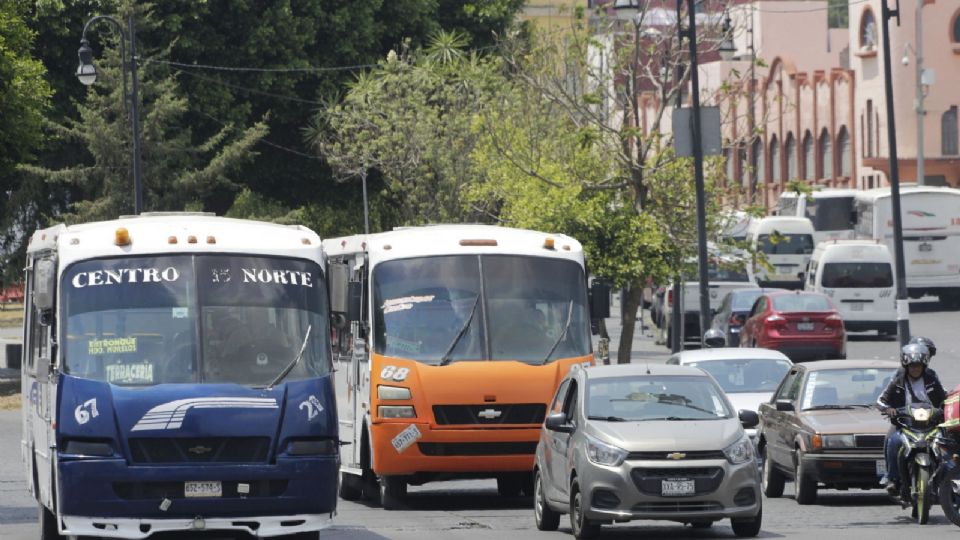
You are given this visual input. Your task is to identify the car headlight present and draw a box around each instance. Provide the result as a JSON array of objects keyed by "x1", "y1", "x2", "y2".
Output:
[
  {"x1": 585, "y1": 434, "x2": 628, "y2": 467},
  {"x1": 723, "y1": 435, "x2": 755, "y2": 465},
  {"x1": 378, "y1": 405, "x2": 416, "y2": 419},
  {"x1": 821, "y1": 434, "x2": 856, "y2": 449},
  {"x1": 378, "y1": 385, "x2": 412, "y2": 400}
]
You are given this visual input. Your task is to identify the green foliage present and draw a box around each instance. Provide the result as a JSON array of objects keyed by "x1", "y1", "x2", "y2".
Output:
[{"x1": 828, "y1": 0, "x2": 849, "y2": 29}]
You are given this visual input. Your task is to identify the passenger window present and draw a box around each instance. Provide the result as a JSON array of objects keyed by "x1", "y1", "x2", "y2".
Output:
[
  {"x1": 774, "y1": 370, "x2": 800, "y2": 401},
  {"x1": 550, "y1": 380, "x2": 570, "y2": 414},
  {"x1": 562, "y1": 382, "x2": 579, "y2": 424}
]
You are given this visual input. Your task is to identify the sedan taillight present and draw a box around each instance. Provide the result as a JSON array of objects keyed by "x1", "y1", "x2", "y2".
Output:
[
  {"x1": 765, "y1": 314, "x2": 787, "y2": 327},
  {"x1": 825, "y1": 313, "x2": 844, "y2": 329}
]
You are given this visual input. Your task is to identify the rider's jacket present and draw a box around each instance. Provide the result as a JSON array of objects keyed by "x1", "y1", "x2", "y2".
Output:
[{"x1": 876, "y1": 367, "x2": 947, "y2": 415}]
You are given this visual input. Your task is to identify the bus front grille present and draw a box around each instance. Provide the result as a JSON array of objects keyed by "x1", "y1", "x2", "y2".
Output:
[
  {"x1": 417, "y1": 442, "x2": 538, "y2": 456},
  {"x1": 432, "y1": 404, "x2": 547, "y2": 425},
  {"x1": 128, "y1": 437, "x2": 270, "y2": 464}
]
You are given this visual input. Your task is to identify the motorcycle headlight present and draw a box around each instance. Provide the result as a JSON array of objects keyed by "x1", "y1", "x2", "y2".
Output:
[
  {"x1": 822, "y1": 435, "x2": 856, "y2": 449},
  {"x1": 585, "y1": 434, "x2": 628, "y2": 467},
  {"x1": 723, "y1": 435, "x2": 755, "y2": 465}
]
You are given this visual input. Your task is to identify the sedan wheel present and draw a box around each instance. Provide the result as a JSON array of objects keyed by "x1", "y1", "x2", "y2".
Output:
[
  {"x1": 534, "y1": 469, "x2": 560, "y2": 531},
  {"x1": 793, "y1": 454, "x2": 817, "y2": 505},
  {"x1": 570, "y1": 479, "x2": 600, "y2": 539},
  {"x1": 761, "y1": 446, "x2": 785, "y2": 498}
]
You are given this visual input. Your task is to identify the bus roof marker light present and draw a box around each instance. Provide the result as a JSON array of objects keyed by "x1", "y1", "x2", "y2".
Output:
[
  {"x1": 459, "y1": 239, "x2": 498, "y2": 247},
  {"x1": 70, "y1": 238, "x2": 80, "y2": 245},
  {"x1": 168, "y1": 236, "x2": 178, "y2": 244},
  {"x1": 301, "y1": 238, "x2": 311, "y2": 245},
  {"x1": 187, "y1": 235, "x2": 197, "y2": 244},
  {"x1": 383, "y1": 244, "x2": 392, "y2": 250},
  {"x1": 543, "y1": 238, "x2": 555, "y2": 250},
  {"x1": 114, "y1": 228, "x2": 131, "y2": 246},
  {"x1": 563, "y1": 244, "x2": 571, "y2": 251},
  {"x1": 206, "y1": 236, "x2": 216, "y2": 244}
]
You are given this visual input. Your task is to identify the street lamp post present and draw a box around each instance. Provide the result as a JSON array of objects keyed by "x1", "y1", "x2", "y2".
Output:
[
  {"x1": 880, "y1": 0, "x2": 912, "y2": 345},
  {"x1": 76, "y1": 14, "x2": 143, "y2": 215}
]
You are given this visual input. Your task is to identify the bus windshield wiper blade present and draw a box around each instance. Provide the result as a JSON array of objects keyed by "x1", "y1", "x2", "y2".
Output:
[
  {"x1": 266, "y1": 325, "x2": 312, "y2": 390},
  {"x1": 541, "y1": 300, "x2": 574, "y2": 364},
  {"x1": 439, "y1": 295, "x2": 480, "y2": 366}
]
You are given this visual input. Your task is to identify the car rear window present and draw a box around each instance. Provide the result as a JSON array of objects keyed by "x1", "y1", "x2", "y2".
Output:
[
  {"x1": 771, "y1": 294, "x2": 832, "y2": 312},
  {"x1": 821, "y1": 262, "x2": 893, "y2": 288}
]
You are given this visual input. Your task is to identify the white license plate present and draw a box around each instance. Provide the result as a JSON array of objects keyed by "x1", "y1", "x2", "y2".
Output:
[
  {"x1": 797, "y1": 322, "x2": 815, "y2": 331},
  {"x1": 876, "y1": 460, "x2": 887, "y2": 476},
  {"x1": 919, "y1": 243, "x2": 932, "y2": 252},
  {"x1": 390, "y1": 424, "x2": 422, "y2": 454},
  {"x1": 777, "y1": 266, "x2": 796, "y2": 275},
  {"x1": 661, "y1": 479, "x2": 695, "y2": 496},
  {"x1": 850, "y1": 303, "x2": 864, "y2": 312},
  {"x1": 184, "y1": 481, "x2": 222, "y2": 498}
]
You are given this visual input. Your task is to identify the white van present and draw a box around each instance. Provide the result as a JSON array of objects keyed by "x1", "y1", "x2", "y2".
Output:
[
  {"x1": 775, "y1": 188, "x2": 858, "y2": 246},
  {"x1": 748, "y1": 216, "x2": 815, "y2": 289},
  {"x1": 804, "y1": 240, "x2": 896, "y2": 335}
]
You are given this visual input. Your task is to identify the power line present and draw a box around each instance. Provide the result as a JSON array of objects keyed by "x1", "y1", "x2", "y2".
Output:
[
  {"x1": 751, "y1": 0, "x2": 867, "y2": 15},
  {"x1": 167, "y1": 65, "x2": 325, "y2": 105},
  {"x1": 195, "y1": 110, "x2": 323, "y2": 161},
  {"x1": 149, "y1": 58, "x2": 379, "y2": 73}
]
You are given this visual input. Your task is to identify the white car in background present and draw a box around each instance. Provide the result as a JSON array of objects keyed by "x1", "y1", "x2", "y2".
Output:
[{"x1": 667, "y1": 348, "x2": 793, "y2": 443}]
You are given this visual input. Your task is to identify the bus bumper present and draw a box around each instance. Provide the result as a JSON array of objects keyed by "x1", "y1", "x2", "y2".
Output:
[
  {"x1": 371, "y1": 422, "x2": 540, "y2": 475},
  {"x1": 56, "y1": 456, "x2": 338, "y2": 533}
]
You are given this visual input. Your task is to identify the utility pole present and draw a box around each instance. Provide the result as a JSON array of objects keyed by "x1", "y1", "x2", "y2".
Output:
[
  {"x1": 914, "y1": 0, "x2": 925, "y2": 185},
  {"x1": 881, "y1": 0, "x2": 912, "y2": 345},
  {"x1": 747, "y1": 6, "x2": 757, "y2": 200}
]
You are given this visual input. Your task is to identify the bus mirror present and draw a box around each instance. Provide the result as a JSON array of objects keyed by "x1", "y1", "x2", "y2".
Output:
[
  {"x1": 590, "y1": 280, "x2": 611, "y2": 320},
  {"x1": 34, "y1": 258, "x2": 56, "y2": 312},
  {"x1": 328, "y1": 262, "x2": 350, "y2": 314},
  {"x1": 347, "y1": 281, "x2": 362, "y2": 323}
]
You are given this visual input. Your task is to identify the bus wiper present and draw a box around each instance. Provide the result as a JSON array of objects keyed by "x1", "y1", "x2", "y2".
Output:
[
  {"x1": 266, "y1": 325, "x2": 312, "y2": 390},
  {"x1": 541, "y1": 300, "x2": 574, "y2": 365},
  {"x1": 439, "y1": 295, "x2": 480, "y2": 366}
]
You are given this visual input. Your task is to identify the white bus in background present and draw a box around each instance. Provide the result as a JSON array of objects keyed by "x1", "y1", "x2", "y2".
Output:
[
  {"x1": 853, "y1": 185, "x2": 960, "y2": 308},
  {"x1": 747, "y1": 216, "x2": 816, "y2": 289},
  {"x1": 718, "y1": 210, "x2": 756, "y2": 243},
  {"x1": 775, "y1": 188, "x2": 858, "y2": 245}
]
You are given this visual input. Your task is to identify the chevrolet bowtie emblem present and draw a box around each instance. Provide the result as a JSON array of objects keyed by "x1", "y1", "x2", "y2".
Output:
[
  {"x1": 666, "y1": 452, "x2": 686, "y2": 460},
  {"x1": 478, "y1": 408, "x2": 502, "y2": 419},
  {"x1": 188, "y1": 445, "x2": 213, "y2": 455}
]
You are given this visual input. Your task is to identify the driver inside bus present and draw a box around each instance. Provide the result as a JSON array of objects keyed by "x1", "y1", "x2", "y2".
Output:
[{"x1": 490, "y1": 299, "x2": 554, "y2": 360}]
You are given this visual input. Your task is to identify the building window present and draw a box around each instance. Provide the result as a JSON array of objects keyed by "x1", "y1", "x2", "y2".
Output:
[
  {"x1": 943, "y1": 106, "x2": 958, "y2": 155},
  {"x1": 770, "y1": 135, "x2": 781, "y2": 183},
  {"x1": 753, "y1": 138, "x2": 765, "y2": 185},
  {"x1": 785, "y1": 132, "x2": 797, "y2": 180},
  {"x1": 953, "y1": 10, "x2": 960, "y2": 43},
  {"x1": 739, "y1": 147, "x2": 749, "y2": 188},
  {"x1": 725, "y1": 149, "x2": 734, "y2": 184},
  {"x1": 818, "y1": 128, "x2": 833, "y2": 179},
  {"x1": 866, "y1": 100, "x2": 873, "y2": 157},
  {"x1": 838, "y1": 126, "x2": 851, "y2": 177},
  {"x1": 803, "y1": 131, "x2": 814, "y2": 180},
  {"x1": 860, "y1": 9, "x2": 877, "y2": 51}
]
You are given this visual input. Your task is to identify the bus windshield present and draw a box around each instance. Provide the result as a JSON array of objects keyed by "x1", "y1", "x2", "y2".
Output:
[
  {"x1": 805, "y1": 197, "x2": 855, "y2": 231},
  {"x1": 373, "y1": 255, "x2": 590, "y2": 365},
  {"x1": 62, "y1": 255, "x2": 331, "y2": 387}
]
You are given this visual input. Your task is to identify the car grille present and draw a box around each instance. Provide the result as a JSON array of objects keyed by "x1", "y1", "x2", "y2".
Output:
[
  {"x1": 632, "y1": 501, "x2": 723, "y2": 512},
  {"x1": 627, "y1": 450, "x2": 726, "y2": 460},
  {"x1": 417, "y1": 442, "x2": 538, "y2": 456},
  {"x1": 128, "y1": 437, "x2": 270, "y2": 464},
  {"x1": 113, "y1": 480, "x2": 287, "y2": 500},
  {"x1": 630, "y1": 467, "x2": 725, "y2": 496},
  {"x1": 432, "y1": 404, "x2": 547, "y2": 425},
  {"x1": 854, "y1": 435, "x2": 885, "y2": 449}
]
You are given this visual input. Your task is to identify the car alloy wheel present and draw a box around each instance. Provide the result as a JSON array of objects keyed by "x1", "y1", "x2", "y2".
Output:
[
  {"x1": 761, "y1": 445, "x2": 785, "y2": 498},
  {"x1": 534, "y1": 469, "x2": 560, "y2": 531},
  {"x1": 570, "y1": 479, "x2": 600, "y2": 539}
]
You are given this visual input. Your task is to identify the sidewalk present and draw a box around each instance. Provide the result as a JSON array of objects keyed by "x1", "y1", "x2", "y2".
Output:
[{"x1": 596, "y1": 292, "x2": 671, "y2": 365}]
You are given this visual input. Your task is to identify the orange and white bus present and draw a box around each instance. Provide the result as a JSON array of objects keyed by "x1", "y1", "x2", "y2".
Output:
[{"x1": 324, "y1": 225, "x2": 607, "y2": 509}]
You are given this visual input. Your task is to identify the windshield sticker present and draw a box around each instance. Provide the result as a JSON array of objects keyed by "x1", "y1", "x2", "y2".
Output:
[
  {"x1": 88, "y1": 337, "x2": 137, "y2": 355},
  {"x1": 240, "y1": 268, "x2": 313, "y2": 287},
  {"x1": 385, "y1": 336, "x2": 421, "y2": 355},
  {"x1": 172, "y1": 307, "x2": 189, "y2": 319},
  {"x1": 802, "y1": 372, "x2": 818, "y2": 408},
  {"x1": 71, "y1": 267, "x2": 180, "y2": 289},
  {"x1": 106, "y1": 363, "x2": 154, "y2": 385},
  {"x1": 382, "y1": 295, "x2": 435, "y2": 314}
]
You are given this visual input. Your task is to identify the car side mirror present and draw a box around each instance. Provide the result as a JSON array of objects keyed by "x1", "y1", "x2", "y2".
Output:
[
  {"x1": 545, "y1": 412, "x2": 574, "y2": 433},
  {"x1": 738, "y1": 409, "x2": 759, "y2": 429},
  {"x1": 775, "y1": 399, "x2": 794, "y2": 412}
]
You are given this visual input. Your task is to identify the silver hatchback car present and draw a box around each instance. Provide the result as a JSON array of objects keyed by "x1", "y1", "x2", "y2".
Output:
[{"x1": 533, "y1": 364, "x2": 762, "y2": 538}]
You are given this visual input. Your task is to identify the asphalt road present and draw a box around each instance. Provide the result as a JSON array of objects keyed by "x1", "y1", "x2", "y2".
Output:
[{"x1": 2, "y1": 299, "x2": 960, "y2": 539}]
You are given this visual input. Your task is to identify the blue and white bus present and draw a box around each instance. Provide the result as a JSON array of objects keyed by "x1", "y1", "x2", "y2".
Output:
[{"x1": 21, "y1": 213, "x2": 337, "y2": 539}]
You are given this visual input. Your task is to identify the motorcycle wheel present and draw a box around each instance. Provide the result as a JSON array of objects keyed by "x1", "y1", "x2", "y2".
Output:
[
  {"x1": 940, "y1": 464, "x2": 960, "y2": 527},
  {"x1": 915, "y1": 465, "x2": 931, "y2": 524}
]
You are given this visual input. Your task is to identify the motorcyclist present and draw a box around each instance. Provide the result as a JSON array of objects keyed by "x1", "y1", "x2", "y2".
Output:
[
  {"x1": 702, "y1": 329, "x2": 726, "y2": 348},
  {"x1": 908, "y1": 335, "x2": 937, "y2": 358},
  {"x1": 876, "y1": 341, "x2": 946, "y2": 496}
]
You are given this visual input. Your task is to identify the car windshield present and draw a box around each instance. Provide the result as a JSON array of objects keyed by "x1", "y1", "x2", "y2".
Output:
[
  {"x1": 805, "y1": 197, "x2": 855, "y2": 231},
  {"x1": 758, "y1": 233, "x2": 814, "y2": 255},
  {"x1": 821, "y1": 262, "x2": 893, "y2": 288},
  {"x1": 800, "y1": 368, "x2": 898, "y2": 410},
  {"x1": 771, "y1": 294, "x2": 832, "y2": 312},
  {"x1": 373, "y1": 254, "x2": 590, "y2": 365},
  {"x1": 587, "y1": 375, "x2": 732, "y2": 421},
  {"x1": 62, "y1": 255, "x2": 331, "y2": 387},
  {"x1": 688, "y1": 358, "x2": 792, "y2": 393}
]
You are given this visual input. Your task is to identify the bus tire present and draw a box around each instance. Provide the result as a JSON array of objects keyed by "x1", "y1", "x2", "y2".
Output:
[
  {"x1": 379, "y1": 476, "x2": 407, "y2": 510},
  {"x1": 497, "y1": 474, "x2": 523, "y2": 497},
  {"x1": 39, "y1": 504, "x2": 62, "y2": 540},
  {"x1": 339, "y1": 472, "x2": 364, "y2": 501}
]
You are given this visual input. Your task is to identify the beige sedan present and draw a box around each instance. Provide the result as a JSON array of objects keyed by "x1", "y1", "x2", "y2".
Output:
[{"x1": 756, "y1": 359, "x2": 899, "y2": 505}]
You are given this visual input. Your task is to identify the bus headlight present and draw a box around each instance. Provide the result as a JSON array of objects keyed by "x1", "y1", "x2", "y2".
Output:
[
  {"x1": 379, "y1": 405, "x2": 416, "y2": 419},
  {"x1": 62, "y1": 439, "x2": 113, "y2": 457},
  {"x1": 287, "y1": 438, "x2": 338, "y2": 456},
  {"x1": 378, "y1": 385, "x2": 412, "y2": 400}
]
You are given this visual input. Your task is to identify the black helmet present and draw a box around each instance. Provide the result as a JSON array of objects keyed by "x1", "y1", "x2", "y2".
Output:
[
  {"x1": 900, "y1": 343, "x2": 931, "y2": 368},
  {"x1": 703, "y1": 329, "x2": 726, "y2": 348},
  {"x1": 908, "y1": 336, "x2": 937, "y2": 358}
]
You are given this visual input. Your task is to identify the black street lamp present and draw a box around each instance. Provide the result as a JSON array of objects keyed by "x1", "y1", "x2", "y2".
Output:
[
  {"x1": 76, "y1": 15, "x2": 143, "y2": 215},
  {"x1": 879, "y1": 0, "x2": 912, "y2": 345}
]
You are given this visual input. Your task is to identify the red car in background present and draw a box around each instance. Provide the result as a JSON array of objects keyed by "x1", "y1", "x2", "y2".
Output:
[{"x1": 740, "y1": 291, "x2": 846, "y2": 361}]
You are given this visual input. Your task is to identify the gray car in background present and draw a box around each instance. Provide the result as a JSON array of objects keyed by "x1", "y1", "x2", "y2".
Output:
[{"x1": 533, "y1": 364, "x2": 763, "y2": 539}]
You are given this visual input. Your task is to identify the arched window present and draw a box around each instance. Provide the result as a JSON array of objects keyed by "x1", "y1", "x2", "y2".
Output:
[
  {"x1": 818, "y1": 128, "x2": 833, "y2": 179},
  {"x1": 952, "y1": 10, "x2": 960, "y2": 43},
  {"x1": 739, "y1": 147, "x2": 749, "y2": 188},
  {"x1": 770, "y1": 135, "x2": 781, "y2": 183},
  {"x1": 838, "y1": 126, "x2": 851, "y2": 177},
  {"x1": 752, "y1": 138, "x2": 765, "y2": 185},
  {"x1": 785, "y1": 132, "x2": 797, "y2": 180},
  {"x1": 860, "y1": 9, "x2": 877, "y2": 51},
  {"x1": 803, "y1": 131, "x2": 814, "y2": 180},
  {"x1": 725, "y1": 149, "x2": 734, "y2": 184},
  {"x1": 943, "y1": 106, "x2": 958, "y2": 156}
]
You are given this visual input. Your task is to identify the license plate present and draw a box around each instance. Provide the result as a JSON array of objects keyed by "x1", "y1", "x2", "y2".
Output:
[
  {"x1": 184, "y1": 481, "x2": 222, "y2": 498},
  {"x1": 390, "y1": 424, "x2": 422, "y2": 454},
  {"x1": 797, "y1": 322, "x2": 815, "y2": 331},
  {"x1": 919, "y1": 243, "x2": 932, "y2": 252},
  {"x1": 661, "y1": 479, "x2": 695, "y2": 496},
  {"x1": 850, "y1": 303, "x2": 864, "y2": 312},
  {"x1": 778, "y1": 266, "x2": 795, "y2": 275},
  {"x1": 876, "y1": 460, "x2": 887, "y2": 476}
]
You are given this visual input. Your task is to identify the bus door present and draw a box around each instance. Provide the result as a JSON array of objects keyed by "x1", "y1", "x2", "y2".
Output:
[
  {"x1": 24, "y1": 255, "x2": 57, "y2": 509},
  {"x1": 330, "y1": 256, "x2": 368, "y2": 470}
]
